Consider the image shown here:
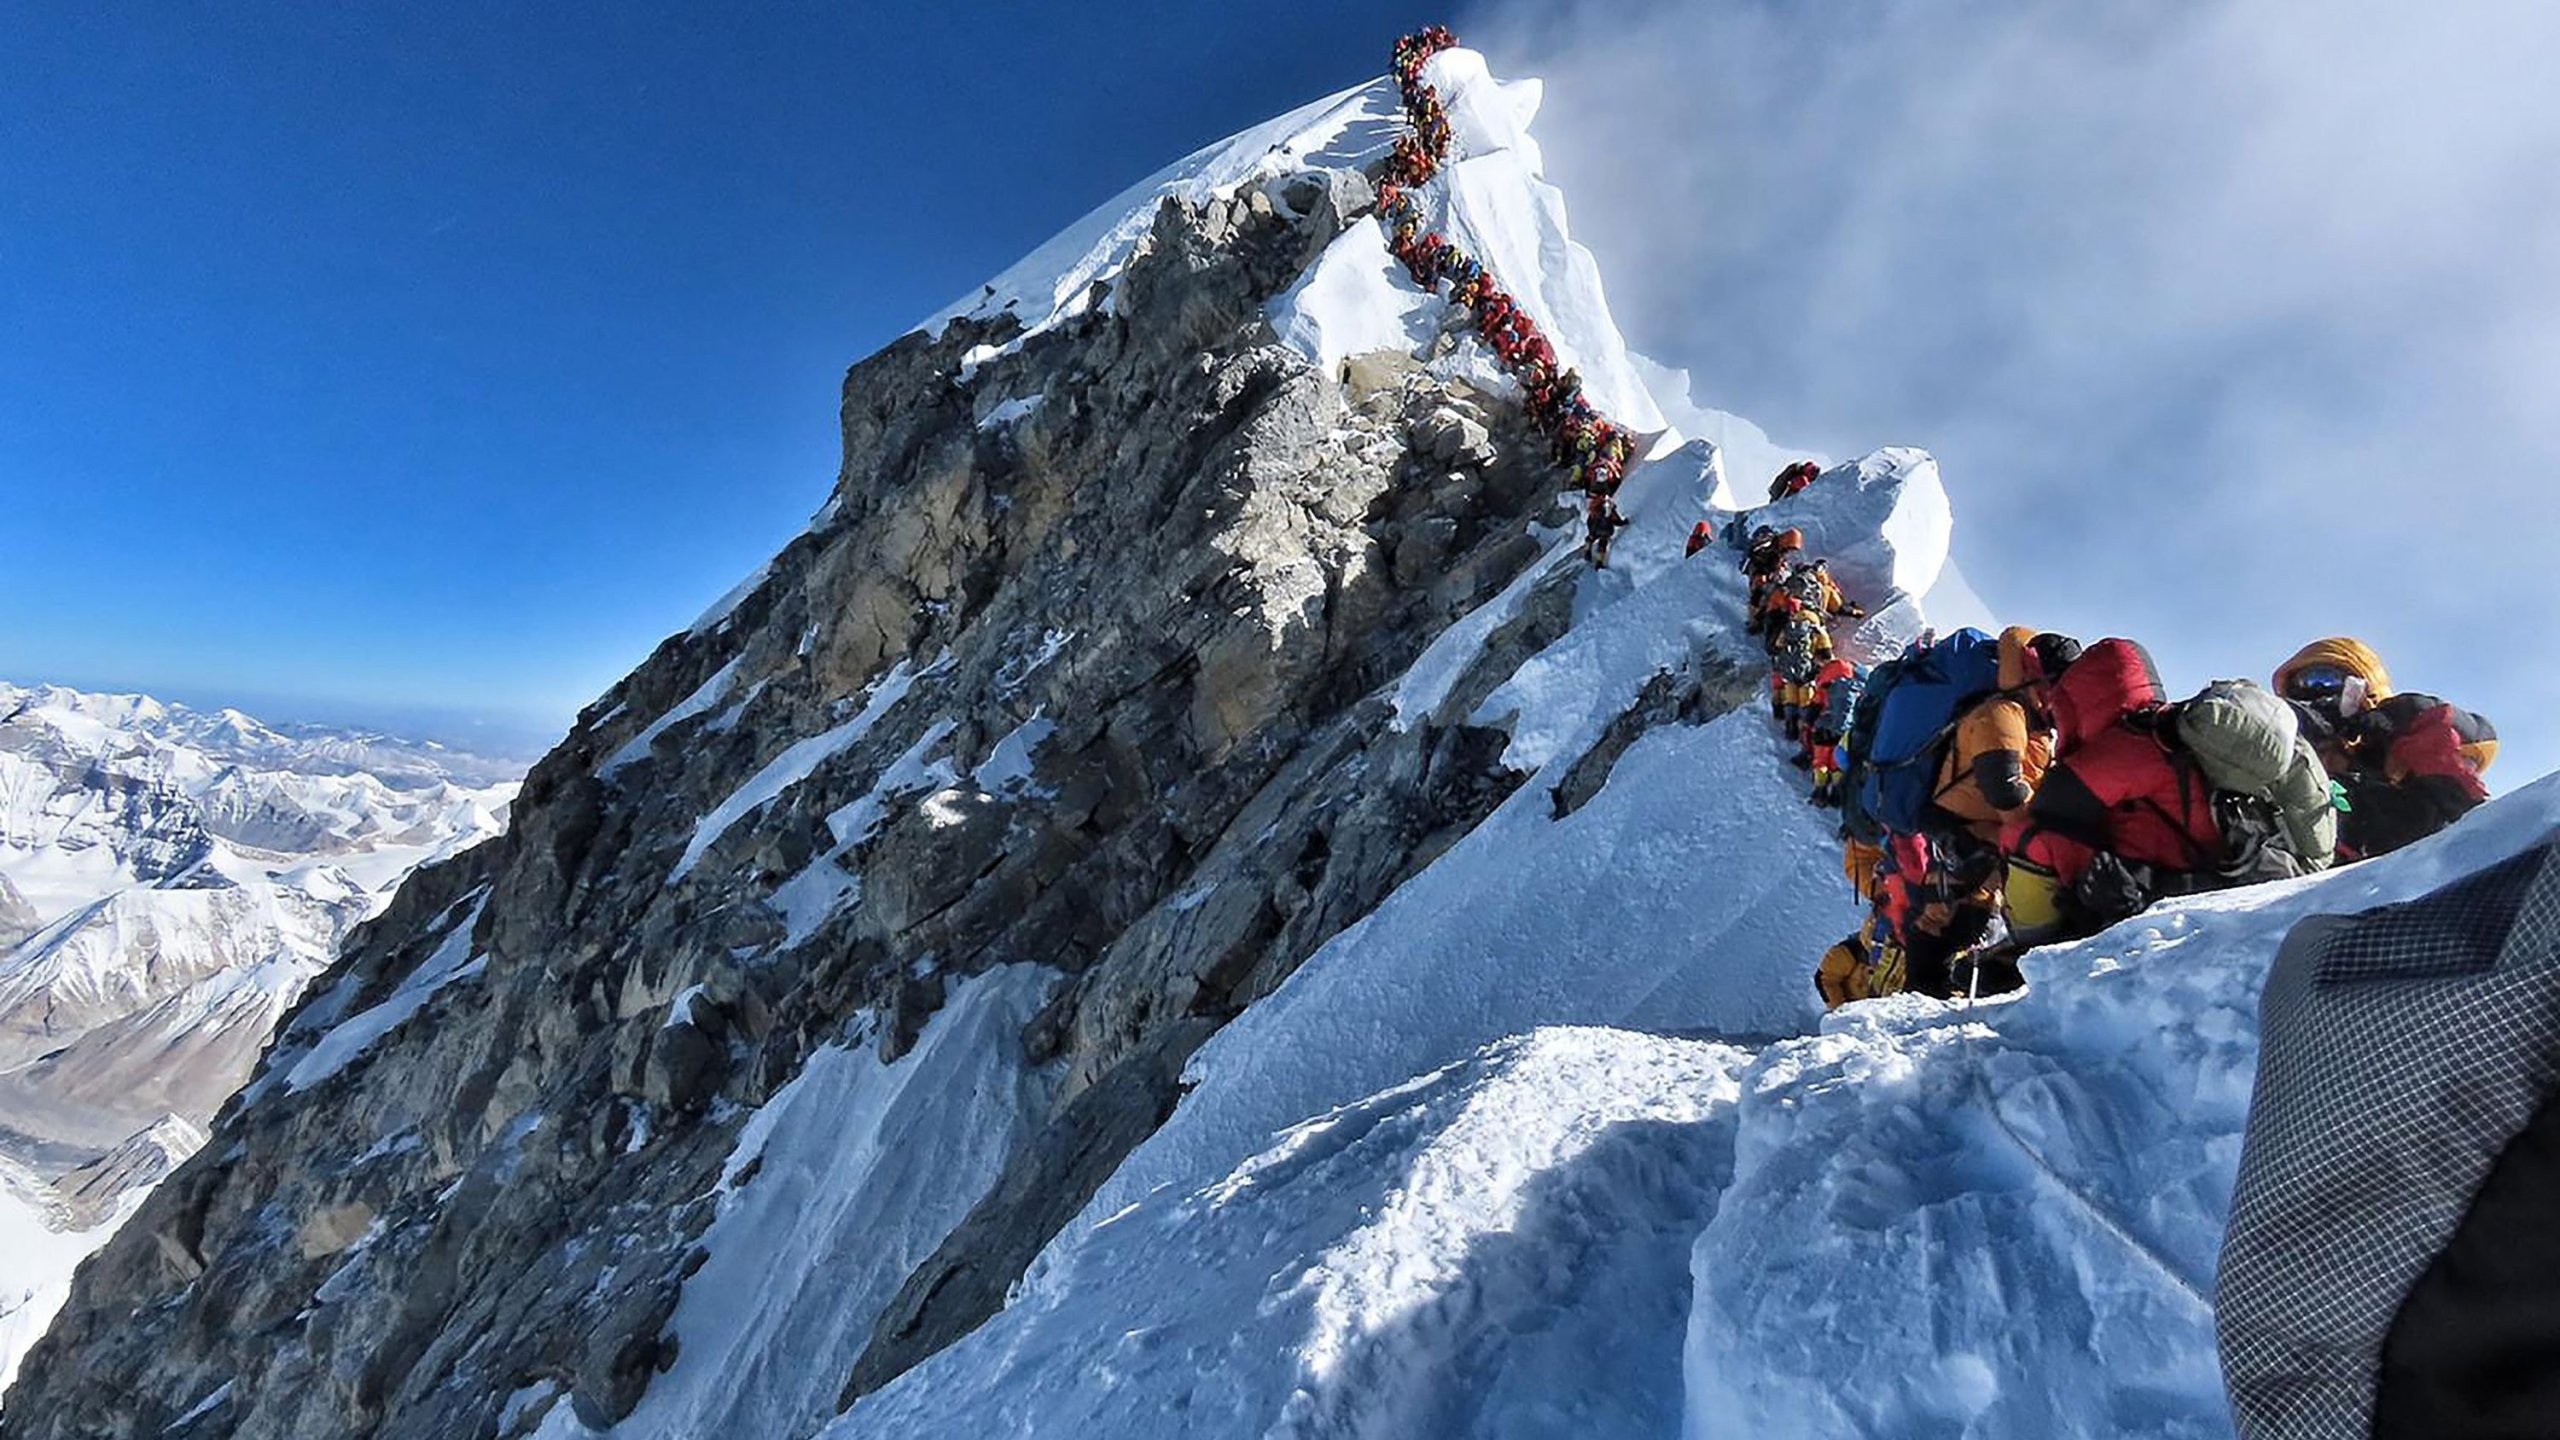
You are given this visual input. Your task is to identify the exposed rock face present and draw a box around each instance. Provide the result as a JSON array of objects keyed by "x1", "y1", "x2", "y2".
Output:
[{"x1": 0, "y1": 157, "x2": 1730, "y2": 1436}]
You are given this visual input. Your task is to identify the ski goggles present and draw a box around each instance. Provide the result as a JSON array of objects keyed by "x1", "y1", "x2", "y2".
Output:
[{"x1": 2283, "y1": 663, "x2": 2352, "y2": 702}]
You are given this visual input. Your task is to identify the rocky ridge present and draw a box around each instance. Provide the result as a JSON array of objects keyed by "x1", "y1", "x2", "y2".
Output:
[
  {"x1": 1, "y1": 50, "x2": 1905, "y2": 1440},
  {"x1": 1, "y1": 83, "x2": 1705, "y2": 1436}
]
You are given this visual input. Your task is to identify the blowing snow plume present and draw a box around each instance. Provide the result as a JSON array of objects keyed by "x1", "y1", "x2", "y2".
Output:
[{"x1": 1458, "y1": 0, "x2": 2560, "y2": 782}]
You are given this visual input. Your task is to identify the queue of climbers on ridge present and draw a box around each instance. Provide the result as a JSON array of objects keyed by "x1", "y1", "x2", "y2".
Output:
[
  {"x1": 1382, "y1": 23, "x2": 1642, "y2": 557},
  {"x1": 1374, "y1": 29, "x2": 2503, "y2": 1009},
  {"x1": 1705, "y1": 494, "x2": 2504, "y2": 1009}
]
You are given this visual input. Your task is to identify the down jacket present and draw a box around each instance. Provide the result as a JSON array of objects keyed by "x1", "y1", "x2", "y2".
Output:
[
  {"x1": 1931, "y1": 628, "x2": 2066, "y2": 846},
  {"x1": 2274, "y1": 636, "x2": 2497, "y2": 859},
  {"x1": 2338, "y1": 693, "x2": 2499, "y2": 858},
  {"x1": 2004, "y1": 639, "x2": 2220, "y2": 887}
]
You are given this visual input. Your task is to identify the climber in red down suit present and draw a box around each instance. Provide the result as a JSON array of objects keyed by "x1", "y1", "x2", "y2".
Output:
[{"x1": 1999, "y1": 638, "x2": 2221, "y2": 945}]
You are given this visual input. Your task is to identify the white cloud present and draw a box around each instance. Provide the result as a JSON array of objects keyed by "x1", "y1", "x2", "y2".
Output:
[{"x1": 1459, "y1": 0, "x2": 2560, "y2": 781}]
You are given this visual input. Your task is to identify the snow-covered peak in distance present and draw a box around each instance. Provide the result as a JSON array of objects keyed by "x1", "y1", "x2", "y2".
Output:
[
  {"x1": 0, "y1": 680, "x2": 524, "y2": 1397},
  {"x1": 0, "y1": 680, "x2": 521, "y2": 919},
  {"x1": 0, "y1": 680, "x2": 527, "y2": 792}
]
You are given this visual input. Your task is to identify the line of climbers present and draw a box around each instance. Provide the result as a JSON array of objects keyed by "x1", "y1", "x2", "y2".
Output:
[
  {"x1": 1372, "y1": 31, "x2": 2504, "y2": 1015},
  {"x1": 1700, "y1": 476, "x2": 2501, "y2": 1010},
  {"x1": 1380, "y1": 27, "x2": 1643, "y2": 567}
]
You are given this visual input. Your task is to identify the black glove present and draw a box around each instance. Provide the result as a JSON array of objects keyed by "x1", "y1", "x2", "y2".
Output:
[{"x1": 2072, "y1": 851, "x2": 2157, "y2": 924}]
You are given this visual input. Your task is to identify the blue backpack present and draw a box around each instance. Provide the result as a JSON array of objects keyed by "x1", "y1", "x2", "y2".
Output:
[
  {"x1": 1845, "y1": 628, "x2": 2002, "y2": 839},
  {"x1": 1836, "y1": 654, "x2": 1905, "y2": 844}
]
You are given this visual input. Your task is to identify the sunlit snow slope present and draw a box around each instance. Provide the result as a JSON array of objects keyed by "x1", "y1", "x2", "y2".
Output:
[
  {"x1": 27, "y1": 41, "x2": 2537, "y2": 1440},
  {"x1": 600, "y1": 43, "x2": 2349, "y2": 1440}
]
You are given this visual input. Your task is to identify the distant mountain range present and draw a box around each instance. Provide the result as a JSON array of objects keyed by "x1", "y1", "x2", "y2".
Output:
[{"x1": 0, "y1": 680, "x2": 523, "y2": 1396}]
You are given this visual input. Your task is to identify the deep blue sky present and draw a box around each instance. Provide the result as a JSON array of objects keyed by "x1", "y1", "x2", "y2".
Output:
[{"x1": 1, "y1": 2, "x2": 1431, "y2": 751}]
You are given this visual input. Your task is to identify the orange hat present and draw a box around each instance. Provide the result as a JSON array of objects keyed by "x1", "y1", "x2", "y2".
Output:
[
  {"x1": 1996, "y1": 627, "x2": 2041, "y2": 691},
  {"x1": 2273, "y1": 638, "x2": 2394, "y2": 703}
]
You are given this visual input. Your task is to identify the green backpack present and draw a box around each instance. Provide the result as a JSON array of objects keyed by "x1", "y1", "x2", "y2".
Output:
[{"x1": 2175, "y1": 680, "x2": 2337, "y2": 875}]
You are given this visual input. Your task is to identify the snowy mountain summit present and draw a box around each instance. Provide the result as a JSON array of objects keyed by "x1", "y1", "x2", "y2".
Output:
[{"x1": 6, "y1": 42, "x2": 2548, "y2": 1440}]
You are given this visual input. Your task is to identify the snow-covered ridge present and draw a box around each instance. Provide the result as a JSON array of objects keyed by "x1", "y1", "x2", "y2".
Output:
[
  {"x1": 917, "y1": 77, "x2": 1402, "y2": 347},
  {"x1": 820, "y1": 425, "x2": 2550, "y2": 1438},
  {"x1": 816, "y1": 43, "x2": 2533, "y2": 1440}
]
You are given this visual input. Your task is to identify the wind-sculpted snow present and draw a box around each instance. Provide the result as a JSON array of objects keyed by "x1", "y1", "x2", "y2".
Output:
[
  {"x1": 14, "y1": 33, "x2": 2550, "y2": 1440},
  {"x1": 833, "y1": 1029, "x2": 1750, "y2": 1440},
  {"x1": 821, "y1": 440, "x2": 1946, "y2": 1439},
  {"x1": 1071, "y1": 702, "x2": 1851, "y2": 1233},
  {"x1": 917, "y1": 76, "x2": 1402, "y2": 347},
  {"x1": 1401, "y1": 50, "x2": 1664, "y2": 434},
  {"x1": 1396, "y1": 429, "x2": 1948, "y2": 763},
  {"x1": 1746, "y1": 446, "x2": 1950, "y2": 618},
  {"x1": 1683, "y1": 775, "x2": 2560, "y2": 1439},
  {"x1": 5, "y1": 43, "x2": 1616, "y2": 1431},
  {"x1": 825, "y1": 779, "x2": 2560, "y2": 1440},
  {"x1": 1265, "y1": 46, "x2": 1665, "y2": 438},
  {"x1": 1266, "y1": 221, "x2": 1441, "y2": 373}
]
